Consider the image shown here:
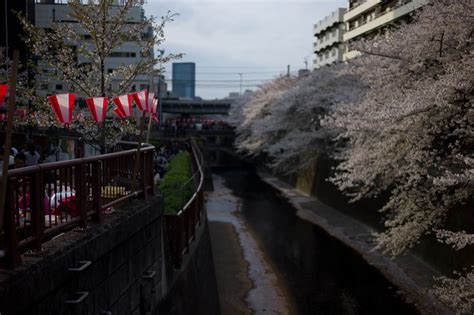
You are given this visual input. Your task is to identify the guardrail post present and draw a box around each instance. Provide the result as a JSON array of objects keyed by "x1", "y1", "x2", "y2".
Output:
[
  {"x1": 31, "y1": 171, "x2": 45, "y2": 252},
  {"x1": 92, "y1": 161, "x2": 103, "y2": 223},
  {"x1": 3, "y1": 183, "x2": 22, "y2": 267}
]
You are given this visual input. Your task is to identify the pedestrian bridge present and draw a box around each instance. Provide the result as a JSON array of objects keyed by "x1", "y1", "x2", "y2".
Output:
[{"x1": 161, "y1": 99, "x2": 232, "y2": 115}]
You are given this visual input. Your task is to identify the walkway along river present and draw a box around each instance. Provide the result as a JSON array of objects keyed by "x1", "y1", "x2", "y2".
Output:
[{"x1": 207, "y1": 169, "x2": 420, "y2": 315}]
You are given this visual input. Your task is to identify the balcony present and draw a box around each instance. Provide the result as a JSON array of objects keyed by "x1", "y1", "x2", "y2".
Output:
[
  {"x1": 344, "y1": 0, "x2": 429, "y2": 41},
  {"x1": 344, "y1": 0, "x2": 380, "y2": 22},
  {"x1": 314, "y1": 29, "x2": 344, "y2": 53},
  {"x1": 314, "y1": 8, "x2": 346, "y2": 36}
]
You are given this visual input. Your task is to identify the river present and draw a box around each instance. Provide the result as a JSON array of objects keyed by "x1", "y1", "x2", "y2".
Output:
[{"x1": 207, "y1": 169, "x2": 420, "y2": 315}]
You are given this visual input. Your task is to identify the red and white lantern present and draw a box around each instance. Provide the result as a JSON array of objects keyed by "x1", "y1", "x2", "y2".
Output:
[
  {"x1": 48, "y1": 93, "x2": 75, "y2": 124},
  {"x1": 113, "y1": 107, "x2": 126, "y2": 119},
  {"x1": 86, "y1": 97, "x2": 108, "y2": 123},
  {"x1": 150, "y1": 97, "x2": 158, "y2": 114},
  {"x1": 112, "y1": 93, "x2": 133, "y2": 117},
  {"x1": 131, "y1": 90, "x2": 148, "y2": 112},
  {"x1": 0, "y1": 84, "x2": 8, "y2": 105},
  {"x1": 146, "y1": 92, "x2": 155, "y2": 113},
  {"x1": 150, "y1": 97, "x2": 159, "y2": 121}
]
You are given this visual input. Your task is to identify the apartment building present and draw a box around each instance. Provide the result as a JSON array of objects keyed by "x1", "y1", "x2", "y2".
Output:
[
  {"x1": 34, "y1": 0, "x2": 153, "y2": 96},
  {"x1": 313, "y1": 8, "x2": 347, "y2": 69},
  {"x1": 343, "y1": 0, "x2": 429, "y2": 60}
]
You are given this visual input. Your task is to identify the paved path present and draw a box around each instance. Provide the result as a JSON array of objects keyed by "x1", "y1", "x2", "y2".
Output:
[
  {"x1": 209, "y1": 221, "x2": 252, "y2": 315},
  {"x1": 206, "y1": 175, "x2": 293, "y2": 315}
]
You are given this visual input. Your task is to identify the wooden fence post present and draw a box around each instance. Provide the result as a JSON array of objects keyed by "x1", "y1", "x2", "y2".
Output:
[
  {"x1": 75, "y1": 162, "x2": 86, "y2": 228},
  {"x1": 31, "y1": 171, "x2": 45, "y2": 252},
  {"x1": 92, "y1": 161, "x2": 103, "y2": 223}
]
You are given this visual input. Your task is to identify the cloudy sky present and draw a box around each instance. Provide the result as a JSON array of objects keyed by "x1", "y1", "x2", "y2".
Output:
[{"x1": 143, "y1": 0, "x2": 346, "y2": 99}]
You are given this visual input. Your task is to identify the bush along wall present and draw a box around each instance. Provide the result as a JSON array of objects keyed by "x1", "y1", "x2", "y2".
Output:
[{"x1": 159, "y1": 152, "x2": 196, "y2": 214}]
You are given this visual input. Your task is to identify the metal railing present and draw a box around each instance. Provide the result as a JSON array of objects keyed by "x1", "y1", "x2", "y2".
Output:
[
  {"x1": 164, "y1": 145, "x2": 205, "y2": 268},
  {"x1": 1, "y1": 144, "x2": 155, "y2": 267}
]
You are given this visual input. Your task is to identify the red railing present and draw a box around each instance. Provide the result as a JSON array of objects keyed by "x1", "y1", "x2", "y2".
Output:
[
  {"x1": 165, "y1": 145, "x2": 205, "y2": 268},
  {"x1": 1, "y1": 144, "x2": 155, "y2": 267}
]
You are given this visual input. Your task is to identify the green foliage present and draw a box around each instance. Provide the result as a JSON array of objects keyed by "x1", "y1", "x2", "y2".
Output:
[{"x1": 159, "y1": 152, "x2": 196, "y2": 214}]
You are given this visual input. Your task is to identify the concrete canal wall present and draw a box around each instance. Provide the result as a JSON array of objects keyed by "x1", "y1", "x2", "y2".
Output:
[
  {"x1": 0, "y1": 196, "x2": 220, "y2": 315},
  {"x1": 283, "y1": 153, "x2": 473, "y2": 276}
]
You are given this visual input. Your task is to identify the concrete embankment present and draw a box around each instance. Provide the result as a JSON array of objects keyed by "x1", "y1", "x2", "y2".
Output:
[{"x1": 257, "y1": 171, "x2": 453, "y2": 315}]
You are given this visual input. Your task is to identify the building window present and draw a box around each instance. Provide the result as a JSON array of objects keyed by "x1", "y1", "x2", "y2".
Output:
[
  {"x1": 140, "y1": 84, "x2": 150, "y2": 91},
  {"x1": 56, "y1": 84, "x2": 63, "y2": 90},
  {"x1": 109, "y1": 52, "x2": 138, "y2": 58},
  {"x1": 40, "y1": 83, "x2": 49, "y2": 90},
  {"x1": 108, "y1": 69, "x2": 114, "y2": 74}
]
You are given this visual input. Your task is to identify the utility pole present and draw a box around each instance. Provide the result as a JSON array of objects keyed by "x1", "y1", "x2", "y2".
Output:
[
  {"x1": 287, "y1": 65, "x2": 290, "y2": 77},
  {"x1": 0, "y1": 50, "x2": 19, "y2": 234},
  {"x1": 3, "y1": 0, "x2": 9, "y2": 68},
  {"x1": 238, "y1": 73, "x2": 243, "y2": 95},
  {"x1": 304, "y1": 57, "x2": 308, "y2": 70}
]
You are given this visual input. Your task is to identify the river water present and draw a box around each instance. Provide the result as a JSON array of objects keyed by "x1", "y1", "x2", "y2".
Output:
[{"x1": 207, "y1": 169, "x2": 420, "y2": 315}]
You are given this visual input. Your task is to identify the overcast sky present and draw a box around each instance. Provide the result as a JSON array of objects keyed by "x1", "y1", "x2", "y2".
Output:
[{"x1": 143, "y1": 0, "x2": 346, "y2": 99}]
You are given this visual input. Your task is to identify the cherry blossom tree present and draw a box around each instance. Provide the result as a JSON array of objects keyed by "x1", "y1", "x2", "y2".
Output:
[
  {"x1": 229, "y1": 75, "x2": 301, "y2": 157},
  {"x1": 325, "y1": 1, "x2": 473, "y2": 312},
  {"x1": 229, "y1": 66, "x2": 365, "y2": 173},
  {"x1": 230, "y1": 1, "x2": 473, "y2": 313},
  {"x1": 19, "y1": 0, "x2": 181, "y2": 149}
]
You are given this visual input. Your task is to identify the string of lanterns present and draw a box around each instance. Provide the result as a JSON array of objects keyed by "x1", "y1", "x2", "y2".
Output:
[{"x1": 47, "y1": 90, "x2": 158, "y2": 125}]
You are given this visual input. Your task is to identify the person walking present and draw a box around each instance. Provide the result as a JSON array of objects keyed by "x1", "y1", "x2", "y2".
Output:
[{"x1": 24, "y1": 144, "x2": 40, "y2": 166}]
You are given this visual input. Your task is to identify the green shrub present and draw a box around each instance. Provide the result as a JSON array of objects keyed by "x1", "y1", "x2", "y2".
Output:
[{"x1": 159, "y1": 152, "x2": 196, "y2": 214}]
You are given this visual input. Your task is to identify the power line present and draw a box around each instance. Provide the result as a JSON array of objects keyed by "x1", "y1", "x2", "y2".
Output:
[
  {"x1": 171, "y1": 71, "x2": 284, "y2": 75},
  {"x1": 165, "y1": 79, "x2": 273, "y2": 82}
]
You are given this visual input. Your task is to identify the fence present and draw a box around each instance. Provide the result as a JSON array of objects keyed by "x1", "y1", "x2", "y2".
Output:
[
  {"x1": 165, "y1": 145, "x2": 205, "y2": 268},
  {"x1": 1, "y1": 144, "x2": 155, "y2": 267}
]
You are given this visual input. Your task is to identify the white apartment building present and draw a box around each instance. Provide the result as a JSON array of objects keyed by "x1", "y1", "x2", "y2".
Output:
[
  {"x1": 34, "y1": 0, "x2": 153, "y2": 96},
  {"x1": 313, "y1": 8, "x2": 347, "y2": 70},
  {"x1": 343, "y1": 0, "x2": 429, "y2": 60}
]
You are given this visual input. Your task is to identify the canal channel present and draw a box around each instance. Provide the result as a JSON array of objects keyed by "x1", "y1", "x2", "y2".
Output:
[{"x1": 207, "y1": 168, "x2": 419, "y2": 315}]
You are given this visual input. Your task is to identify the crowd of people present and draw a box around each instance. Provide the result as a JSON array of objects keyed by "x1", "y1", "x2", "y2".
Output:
[
  {"x1": 0, "y1": 142, "x2": 75, "y2": 176},
  {"x1": 0, "y1": 144, "x2": 41, "y2": 173}
]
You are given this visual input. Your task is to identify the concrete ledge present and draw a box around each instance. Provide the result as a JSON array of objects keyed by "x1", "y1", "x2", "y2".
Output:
[{"x1": 257, "y1": 171, "x2": 453, "y2": 315}]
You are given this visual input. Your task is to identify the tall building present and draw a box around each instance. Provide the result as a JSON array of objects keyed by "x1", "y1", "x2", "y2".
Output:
[
  {"x1": 313, "y1": 8, "x2": 347, "y2": 69},
  {"x1": 34, "y1": 0, "x2": 154, "y2": 96},
  {"x1": 172, "y1": 62, "x2": 196, "y2": 99},
  {"x1": 0, "y1": 0, "x2": 35, "y2": 103},
  {"x1": 343, "y1": 0, "x2": 429, "y2": 60}
]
